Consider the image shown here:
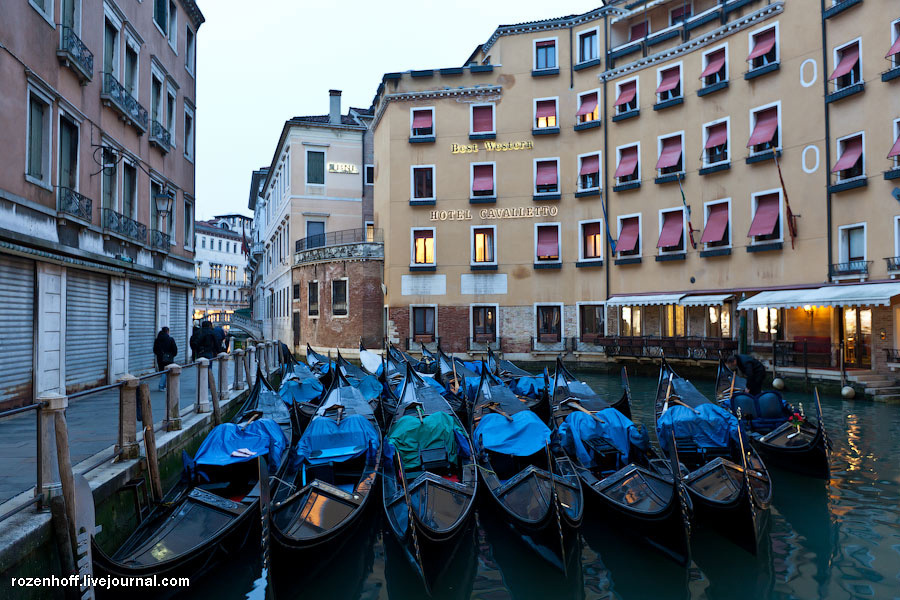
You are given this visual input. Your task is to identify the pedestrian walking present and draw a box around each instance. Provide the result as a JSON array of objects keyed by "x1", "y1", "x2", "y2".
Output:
[
  {"x1": 213, "y1": 324, "x2": 229, "y2": 353},
  {"x1": 189, "y1": 325, "x2": 201, "y2": 361},
  {"x1": 153, "y1": 327, "x2": 178, "y2": 391},
  {"x1": 197, "y1": 321, "x2": 221, "y2": 359}
]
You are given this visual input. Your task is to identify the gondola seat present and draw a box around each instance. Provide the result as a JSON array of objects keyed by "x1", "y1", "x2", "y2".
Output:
[{"x1": 730, "y1": 392, "x2": 787, "y2": 433}]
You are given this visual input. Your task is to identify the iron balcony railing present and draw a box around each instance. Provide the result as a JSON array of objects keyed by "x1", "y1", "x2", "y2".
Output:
[
  {"x1": 101, "y1": 208, "x2": 147, "y2": 244},
  {"x1": 150, "y1": 229, "x2": 171, "y2": 251},
  {"x1": 251, "y1": 242, "x2": 264, "y2": 256},
  {"x1": 57, "y1": 26, "x2": 93, "y2": 82},
  {"x1": 829, "y1": 260, "x2": 870, "y2": 278},
  {"x1": 57, "y1": 187, "x2": 92, "y2": 222},
  {"x1": 295, "y1": 227, "x2": 383, "y2": 252},
  {"x1": 196, "y1": 277, "x2": 212, "y2": 285},
  {"x1": 101, "y1": 72, "x2": 148, "y2": 133},
  {"x1": 150, "y1": 120, "x2": 171, "y2": 150},
  {"x1": 886, "y1": 256, "x2": 900, "y2": 271}
]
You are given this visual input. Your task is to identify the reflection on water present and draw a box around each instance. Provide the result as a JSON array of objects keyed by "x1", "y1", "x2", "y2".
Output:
[{"x1": 185, "y1": 371, "x2": 900, "y2": 600}]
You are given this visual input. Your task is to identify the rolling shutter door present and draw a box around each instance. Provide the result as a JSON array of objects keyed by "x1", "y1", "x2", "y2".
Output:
[
  {"x1": 65, "y1": 270, "x2": 109, "y2": 392},
  {"x1": 0, "y1": 255, "x2": 34, "y2": 409},
  {"x1": 128, "y1": 280, "x2": 157, "y2": 373},
  {"x1": 169, "y1": 287, "x2": 188, "y2": 364}
]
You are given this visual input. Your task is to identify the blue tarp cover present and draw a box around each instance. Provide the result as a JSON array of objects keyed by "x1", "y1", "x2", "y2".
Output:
[
  {"x1": 657, "y1": 403, "x2": 740, "y2": 454},
  {"x1": 559, "y1": 409, "x2": 643, "y2": 468},
  {"x1": 280, "y1": 376, "x2": 324, "y2": 404},
  {"x1": 356, "y1": 375, "x2": 385, "y2": 403},
  {"x1": 474, "y1": 411, "x2": 550, "y2": 457},
  {"x1": 193, "y1": 419, "x2": 287, "y2": 473},
  {"x1": 294, "y1": 414, "x2": 380, "y2": 468},
  {"x1": 462, "y1": 361, "x2": 483, "y2": 374},
  {"x1": 512, "y1": 376, "x2": 547, "y2": 398}
]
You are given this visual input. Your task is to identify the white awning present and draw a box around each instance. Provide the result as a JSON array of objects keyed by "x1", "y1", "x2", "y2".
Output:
[
  {"x1": 737, "y1": 289, "x2": 824, "y2": 310},
  {"x1": 680, "y1": 294, "x2": 733, "y2": 307},
  {"x1": 606, "y1": 293, "x2": 684, "y2": 307},
  {"x1": 737, "y1": 283, "x2": 900, "y2": 310}
]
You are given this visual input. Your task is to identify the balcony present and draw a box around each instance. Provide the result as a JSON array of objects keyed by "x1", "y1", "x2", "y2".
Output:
[
  {"x1": 150, "y1": 120, "x2": 171, "y2": 151},
  {"x1": 101, "y1": 208, "x2": 147, "y2": 244},
  {"x1": 885, "y1": 257, "x2": 900, "y2": 274},
  {"x1": 150, "y1": 229, "x2": 171, "y2": 252},
  {"x1": 251, "y1": 242, "x2": 264, "y2": 256},
  {"x1": 294, "y1": 228, "x2": 384, "y2": 265},
  {"x1": 829, "y1": 260, "x2": 870, "y2": 279},
  {"x1": 196, "y1": 277, "x2": 212, "y2": 286},
  {"x1": 57, "y1": 187, "x2": 92, "y2": 223},
  {"x1": 57, "y1": 26, "x2": 93, "y2": 83},
  {"x1": 101, "y1": 73, "x2": 148, "y2": 134}
]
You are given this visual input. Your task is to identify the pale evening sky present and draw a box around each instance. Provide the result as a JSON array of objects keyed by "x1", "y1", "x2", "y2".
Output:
[{"x1": 193, "y1": 0, "x2": 598, "y2": 219}]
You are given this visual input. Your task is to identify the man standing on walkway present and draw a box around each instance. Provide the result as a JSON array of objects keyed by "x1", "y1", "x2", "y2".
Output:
[
  {"x1": 726, "y1": 353, "x2": 767, "y2": 396},
  {"x1": 153, "y1": 327, "x2": 178, "y2": 391},
  {"x1": 197, "y1": 320, "x2": 222, "y2": 359}
]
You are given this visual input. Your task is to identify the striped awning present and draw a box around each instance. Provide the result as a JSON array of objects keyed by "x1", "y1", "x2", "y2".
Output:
[
  {"x1": 737, "y1": 283, "x2": 900, "y2": 310},
  {"x1": 607, "y1": 293, "x2": 684, "y2": 307},
  {"x1": 680, "y1": 294, "x2": 733, "y2": 307}
]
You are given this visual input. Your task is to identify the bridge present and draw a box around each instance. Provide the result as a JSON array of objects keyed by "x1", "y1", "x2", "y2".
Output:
[{"x1": 205, "y1": 311, "x2": 264, "y2": 340}]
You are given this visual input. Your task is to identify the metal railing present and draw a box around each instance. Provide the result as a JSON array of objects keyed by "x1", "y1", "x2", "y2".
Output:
[
  {"x1": 885, "y1": 348, "x2": 900, "y2": 363},
  {"x1": 467, "y1": 336, "x2": 501, "y2": 352},
  {"x1": 597, "y1": 335, "x2": 737, "y2": 360},
  {"x1": 101, "y1": 72, "x2": 148, "y2": 133},
  {"x1": 885, "y1": 256, "x2": 900, "y2": 271},
  {"x1": 150, "y1": 229, "x2": 171, "y2": 251},
  {"x1": 0, "y1": 401, "x2": 43, "y2": 520},
  {"x1": 57, "y1": 26, "x2": 93, "y2": 81},
  {"x1": 530, "y1": 336, "x2": 570, "y2": 352},
  {"x1": 57, "y1": 187, "x2": 92, "y2": 222},
  {"x1": 150, "y1": 120, "x2": 171, "y2": 150},
  {"x1": 101, "y1": 208, "x2": 147, "y2": 244},
  {"x1": 406, "y1": 336, "x2": 439, "y2": 350},
  {"x1": 295, "y1": 227, "x2": 383, "y2": 252},
  {"x1": 251, "y1": 242, "x2": 264, "y2": 256},
  {"x1": 829, "y1": 260, "x2": 870, "y2": 278}
]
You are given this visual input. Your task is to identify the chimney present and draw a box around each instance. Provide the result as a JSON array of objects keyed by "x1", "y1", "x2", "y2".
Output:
[{"x1": 329, "y1": 89, "x2": 342, "y2": 125}]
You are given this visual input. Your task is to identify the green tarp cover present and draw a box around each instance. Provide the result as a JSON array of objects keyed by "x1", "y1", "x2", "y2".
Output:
[{"x1": 388, "y1": 412, "x2": 463, "y2": 471}]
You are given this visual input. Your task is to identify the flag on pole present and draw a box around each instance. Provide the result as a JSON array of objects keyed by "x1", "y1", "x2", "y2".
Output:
[
  {"x1": 677, "y1": 177, "x2": 697, "y2": 249},
  {"x1": 772, "y1": 152, "x2": 797, "y2": 249},
  {"x1": 598, "y1": 190, "x2": 617, "y2": 254}
]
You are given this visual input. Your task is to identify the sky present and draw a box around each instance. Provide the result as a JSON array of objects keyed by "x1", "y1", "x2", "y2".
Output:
[{"x1": 193, "y1": 0, "x2": 599, "y2": 219}]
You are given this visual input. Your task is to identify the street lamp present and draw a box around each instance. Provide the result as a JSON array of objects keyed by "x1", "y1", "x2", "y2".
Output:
[{"x1": 154, "y1": 187, "x2": 174, "y2": 233}]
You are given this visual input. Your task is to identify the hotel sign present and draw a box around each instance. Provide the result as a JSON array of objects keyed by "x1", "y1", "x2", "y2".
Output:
[
  {"x1": 451, "y1": 140, "x2": 534, "y2": 154},
  {"x1": 430, "y1": 205, "x2": 558, "y2": 222},
  {"x1": 327, "y1": 162, "x2": 358, "y2": 174}
]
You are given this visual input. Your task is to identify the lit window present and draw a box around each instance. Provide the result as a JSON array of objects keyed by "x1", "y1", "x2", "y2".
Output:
[
  {"x1": 472, "y1": 306, "x2": 497, "y2": 341},
  {"x1": 581, "y1": 221, "x2": 603, "y2": 260},
  {"x1": 536, "y1": 305, "x2": 562, "y2": 342},
  {"x1": 535, "y1": 100, "x2": 557, "y2": 129},
  {"x1": 473, "y1": 227, "x2": 495, "y2": 263},
  {"x1": 413, "y1": 229, "x2": 435, "y2": 265},
  {"x1": 576, "y1": 92, "x2": 599, "y2": 124}
]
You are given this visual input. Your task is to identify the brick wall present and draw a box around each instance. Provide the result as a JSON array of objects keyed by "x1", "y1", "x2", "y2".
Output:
[{"x1": 871, "y1": 305, "x2": 894, "y2": 374}]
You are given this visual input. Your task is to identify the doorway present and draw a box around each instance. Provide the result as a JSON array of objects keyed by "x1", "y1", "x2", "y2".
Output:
[{"x1": 842, "y1": 307, "x2": 872, "y2": 368}]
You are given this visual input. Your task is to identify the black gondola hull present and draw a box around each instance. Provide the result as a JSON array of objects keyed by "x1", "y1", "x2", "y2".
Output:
[
  {"x1": 687, "y1": 481, "x2": 764, "y2": 555},
  {"x1": 751, "y1": 434, "x2": 830, "y2": 478}
]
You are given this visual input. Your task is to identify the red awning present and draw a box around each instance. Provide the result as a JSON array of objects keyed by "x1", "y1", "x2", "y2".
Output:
[
  {"x1": 614, "y1": 81, "x2": 637, "y2": 107},
  {"x1": 412, "y1": 110, "x2": 432, "y2": 129},
  {"x1": 656, "y1": 68, "x2": 681, "y2": 93},
  {"x1": 705, "y1": 123, "x2": 728, "y2": 149},
  {"x1": 630, "y1": 21, "x2": 648, "y2": 42},
  {"x1": 536, "y1": 40, "x2": 555, "y2": 48},
  {"x1": 747, "y1": 195, "x2": 780, "y2": 237},
  {"x1": 747, "y1": 28, "x2": 776, "y2": 61},
  {"x1": 657, "y1": 212, "x2": 684, "y2": 248},
  {"x1": 473, "y1": 165, "x2": 494, "y2": 192},
  {"x1": 536, "y1": 161, "x2": 558, "y2": 186},
  {"x1": 583, "y1": 222, "x2": 601, "y2": 237},
  {"x1": 829, "y1": 44, "x2": 859, "y2": 80},
  {"x1": 472, "y1": 105, "x2": 493, "y2": 132},
  {"x1": 536, "y1": 100, "x2": 556, "y2": 118},
  {"x1": 580, "y1": 154, "x2": 600, "y2": 175},
  {"x1": 656, "y1": 137, "x2": 683, "y2": 170},
  {"x1": 887, "y1": 35, "x2": 900, "y2": 58},
  {"x1": 700, "y1": 203, "x2": 729, "y2": 244},
  {"x1": 700, "y1": 49, "x2": 726, "y2": 78},
  {"x1": 536, "y1": 226, "x2": 558, "y2": 256},
  {"x1": 832, "y1": 137, "x2": 863, "y2": 172},
  {"x1": 747, "y1": 108, "x2": 778, "y2": 148},
  {"x1": 617, "y1": 218, "x2": 640, "y2": 252},
  {"x1": 889, "y1": 135, "x2": 900, "y2": 159},
  {"x1": 615, "y1": 147, "x2": 639, "y2": 178},
  {"x1": 576, "y1": 93, "x2": 598, "y2": 116}
]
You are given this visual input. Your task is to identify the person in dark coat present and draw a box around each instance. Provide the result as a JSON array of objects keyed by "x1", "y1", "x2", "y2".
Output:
[
  {"x1": 153, "y1": 327, "x2": 178, "y2": 391},
  {"x1": 189, "y1": 325, "x2": 201, "y2": 361},
  {"x1": 196, "y1": 321, "x2": 222, "y2": 359},
  {"x1": 726, "y1": 353, "x2": 767, "y2": 396},
  {"x1": 213, "y1": 325, "x2": 229, "y2": 353}
]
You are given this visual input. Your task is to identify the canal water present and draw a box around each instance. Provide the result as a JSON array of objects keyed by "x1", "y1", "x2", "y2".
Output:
[{"x1": 184, "y1": 370, "x2": 900, "y2": 600}]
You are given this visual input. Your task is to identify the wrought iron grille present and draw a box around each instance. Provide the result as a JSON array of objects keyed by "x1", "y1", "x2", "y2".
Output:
[
  {"x1": 57, "y1": 187, "x2": 92, "y2": 222},
  {"x1": 150, "y1": 120, "x2": 171, "y2": 149},
  {"x1": 58, "y1": 26, "x2": 93, "y2": 79},
  {"x1": 150, "y1": 229, "x2": 171, "y2": 250},
  {"x1": 829, "y1": 260, "x2": 870, "y2": 278},
  {"x1": 295, "y1": 228, "x2": 383, "y2": 252},
  {"x1": 101, "y1": 208, "x2": 147, "y2": 243},
  {"x1": 101, "y1": 73, "x2": 148, "y2": 132}
]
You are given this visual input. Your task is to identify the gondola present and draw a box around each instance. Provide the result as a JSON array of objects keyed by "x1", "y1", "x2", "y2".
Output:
[
  {"x1": 382, "y1": 362, "x2": 478, "y2": 590},
  {"x1": 655, "y1": 360, "x2": 772, "y2": 554},
  {"x1": 306, "y1": 344, "x2": 334, "y2": 380},
  {"x1": 270, "y1": 362, "x2": 382, "y2": 554},
  {"x1": 295, "y1": 351, "x2": 380, "y2": 424},
  {"x1": 433, "y1": 345, "x2": 478, "y2": 407},
  {"x1": 552, "y1": 358, "x2": 691, "y2": 565},
  {"x1": 92, "y1": 372, "x2": 291, "y2": 581},
  {"x1": 487, "y1": 347, "x2": 550, "y2": 419},
  {"x1": 556, "y1": 357, "x2": 632, "y2": 419},
  {"x1": 715, "y1": 359, "x2": 831, "y2": 478},
  {"x1": 359, "y1": 343, "x2": 384, "y2": 377},
  {"x1": 471, "y1": 363, "x2": 582, "y2": 570}
]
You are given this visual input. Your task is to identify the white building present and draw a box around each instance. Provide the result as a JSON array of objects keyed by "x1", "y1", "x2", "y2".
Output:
[{"x1": 193, "y1": 215, "x2": 252, "y2": 322}]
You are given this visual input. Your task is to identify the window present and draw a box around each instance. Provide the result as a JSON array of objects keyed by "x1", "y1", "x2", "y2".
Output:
[
  {"x1": 210, "y1": 263, "x2": 221, "y2": 282},
  {"x1": 580, "y1": 220, "x2": 603, "y2": 261},
  {"x1": 472, "y1": 226, "x2": 496, "y2": 265},
  {"x1": 658, "y1": 209, "x2": 685, "y2": 253},
  {"x1": 578, "y1": 154, "x2": 600, "y2": 191},
  {"x1": 534, "y1": 99, "x2": 558, "y2": 130},
  {"x1": 154, "y1": 0, "x2": 168, "y2": 34},
  {"x1": 471, "y1": 104, "x2": 495, "y2": 135},
  {"x1": 306, "y1": 220, "x2": 324, "y2": 247},
  {"x1": 412, "y1": 306, "x2": 436, "y2": 341},
  {"x1": 535, "y1": 223, "x2": 560, "y2": 262},
  {"x1": 536, "y1": 305, "x2": 562, "y2": 342},
  {"x1": 833, "y1": 133, "x2": 864, "y2": 181},
  {"x1": 578, "y1": 29, "x2": 598, "y2": 63},
  {"x1": 150, "y1": 75, "x2": 163, "y2": 125},
  {"x1": 629, "y1": 21, "x2": 648, "y2": 42},
  {"x1": 472, "y1": 305, "x2": 497, "y2": 341},
  {"x1": 579, "y1": 305, "x2": 604, "y2": 341},
  {"x1": 701, "y1": 200, "x2": 731, "y2": 248},
  {"x1": 576, "y1": 91, "x2": 599, "y2": 124},
  {"x1": 183, "y1": 106, "x2": 195, "y2": 161},
  {"x1": 534, "y1": 39, "x2": 557, "y2": 70},
  {"x1": 58, "y1": 115, "x2": 78, "y2": 193},
  {"x1": 703, "y1": 120, "x2": 729, "y2": 166},
  {"x1": 755, "y1": 308, "x2": 783, "y2": 342},
  {"x1": 124, "y1": 44, "x2": 138, "y2": 97},
  {"x1": 365, "y1": 221, "x2": 376, "y2": 242},
  {"x1": 183, "y1": 198, "x2": 193, "y2": 247},
  {"x1": 166, "y1": 88, "x2": 176, "y2": 142},
  {"x1": 615, "y1": 144, "x2": 640, "y2": 184},
  {"x1": 748, "y1": 105, "x2": 780, "y2": 154},
  {"x1": 839, "y1": 224, "x2": 866, "y2": 266},
  {"x1": 708, "y1": 305, "x2": 731, "y2": 338},
  {"x1": 656, "y1": 65, "x2": 682, "y2": 102},
  {"x1": 664, "y1": 305, "x2": 687, "y2": 338},
  {"x1": 217, "y1": 240, "x2": 222, "y2": 252},
  {"x1": 332, "y1": 280, "x2": 348, "y2": 316},
  {"x1": 890, "y1": 20, "x2": 900, "y2": 69},
  {"x1": 167, "y1": 1, "x2": 177, "y2": 49},
  {"x1": 411, "y1": 108, "x2": 434, "y2": 137},
  {"x1": 201, "y1": 237, "x2": 206, "y2": 249},
  {"x1": 365, "y1": 164, "x2": 375, "y2": 185},
  {"x1": 830, "y1": 40, "x2": 861, "y2": 90},
  {"x1": 26, "y1": 91, "x2": 50, "y2": 186},
  {"x1": 102, "y1": 147, "x2": 118, "y2": 210},
  {"x1": 657, "y1": 134, "x2": 684, "y2": 175},
  {"x1": 103, "y1": 18, "x2": 119, "y2": 77},
  {"x1": 534, "y1": 159, "x2": 559, "y2": 195},
  {"x1": 122, "y1": 162, "x2": 137, "y2": 219},
  {"x1": 617, "y1": 215, "x2": 641, "y2": 257},
  {"x1": 412, "y1": 228, "x2": 435, "y2": 265},
  {"x1": 471, "y1": 163, "x2": 495, "y2": 198},
  {"x1": 748, "y1": 26, "x2": 778, "y2": 70},
  {"x1": 620, "y1": 306, "x2": 642, "y2": 336},
  {"x1": 293, "y1": 284, "x2": 300, "y2": 299},
  {"x1": 748, "y1": 191, "x2": 782, "y2": 243},
  {"x1": 890, "y1": 120, "x2": 900, "y2": 170},
  {"x1": 412, "y1": 166, "x2": 435, "y2": 200},
  {"x1": 614, "y1": 79, "x2": 638, "y2": 114},
  {"x1": 701, "y1": 47, "x2": 727, "y2": 86},
  {"x1": 670, "y1": 3, "x2": 692, "y2": 25},
  {"x1": 185, "y1": 27, "x2": 195, "y2": 74},
  {"x1": 308, "y1": 281, "x2": 319, "y2": 317},
  {"x1": 306, "y1": 150, "x2": 325, "y2": 185},
  {"x1": 30, "y1": 0, "x2": 53, "y2": 23}
]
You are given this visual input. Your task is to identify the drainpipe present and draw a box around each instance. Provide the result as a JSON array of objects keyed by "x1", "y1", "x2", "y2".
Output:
[
  {"x1": 820, "y1": 0, "x2": 834, "y2": 276},
  {"x1": 603, "y1": 10, "x2": 611, "y2": 336},
  {"x1": 569, "y1": 24, "x2": 575, "y2": 90}
]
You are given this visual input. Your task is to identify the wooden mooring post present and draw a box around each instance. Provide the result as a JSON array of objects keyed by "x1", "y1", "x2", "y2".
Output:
[
  {"x1": 138, "y1": 383, "x2": 163, "y2": 501},
  {"x1": 208, "y1": 360, "x2": 222, "y2": 425}
]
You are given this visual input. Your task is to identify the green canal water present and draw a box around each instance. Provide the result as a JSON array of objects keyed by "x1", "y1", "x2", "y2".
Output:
[{"x1": 186, "y1": 370, "x2": 900, "y2": 600}]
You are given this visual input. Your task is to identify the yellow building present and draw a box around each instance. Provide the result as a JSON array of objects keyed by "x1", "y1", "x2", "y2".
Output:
[{"x1": 372, "y1": 0, "x2": 900, "y2": 389}]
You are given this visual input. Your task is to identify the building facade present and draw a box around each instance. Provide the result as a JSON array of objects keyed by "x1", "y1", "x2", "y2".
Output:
[
  {"x1": 193, "y1": 215, "x2": 252, "y2": 322},
  {"x1": 372, "y1": 0, "x2": 900, "y2": 380},
  {"x1": 0, "y1": 0, "x2": 203, "y2": 409}
]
